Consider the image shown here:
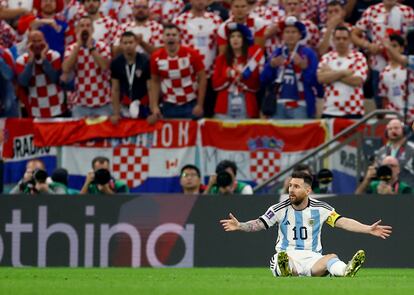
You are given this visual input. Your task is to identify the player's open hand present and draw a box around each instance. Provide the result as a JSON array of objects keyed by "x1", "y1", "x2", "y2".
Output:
[
  {"x1": 369, "y1": 219, "x2": 392, "y2": 239},
  {"x1": 220, "y1": 213, "x2": 240, "y2": 231}
]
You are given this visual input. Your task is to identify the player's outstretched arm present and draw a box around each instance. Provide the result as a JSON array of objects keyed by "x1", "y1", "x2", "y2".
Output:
[
  {"x1": 220, "y1": 213, "x2": 266, "y2": 232},
  {"x1": 335, "y1": 218, "x2": 392, "y2": 239}
]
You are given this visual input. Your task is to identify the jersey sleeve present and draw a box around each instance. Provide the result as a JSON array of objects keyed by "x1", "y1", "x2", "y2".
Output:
[{"x1": 259, "y1": 205, "x2": 279, "y2": 229}]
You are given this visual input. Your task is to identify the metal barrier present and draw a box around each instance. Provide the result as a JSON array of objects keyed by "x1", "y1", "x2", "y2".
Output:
[{"x1": 253, "y1": 110, "x2": 401, "y2": 194}]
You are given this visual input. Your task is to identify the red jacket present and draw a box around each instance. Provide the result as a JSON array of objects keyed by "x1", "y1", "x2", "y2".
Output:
[{"x1": 212, "y1": 45, "x2": 263, "y2": 118}]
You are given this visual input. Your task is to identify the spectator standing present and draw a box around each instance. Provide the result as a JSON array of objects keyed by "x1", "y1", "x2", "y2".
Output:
[
  {"x1": 81, "y1": 0, "x2": 119, "y2": 48},
  {"x1": 173, "y1": 0, "x2": 222, "y2": 117},
  {"x1": 62, "y1": 16, "x2": 112, "y2": 117},
  {"x1": 115, "y1": 0, "x2": 163, "y2": 55},
  {"x1": 317, "y1": 26, "x2": 368, "y2": 119},
  {"x1": 16, "y1": 30, "x2": 67, "y2": 118},
  {"x1": 261, "y1": 16, "x2": 319, "y2": 119},
  {"x1": 212, "y1": 23, "x2": 264, "y2": 118},
  {"x1": 148, "y1": 24, "x2": 206, "y2": 122},
  {"x1": 379, "y1": 34, "x2": 414, "y2": 123},
  {"x1": 111, "y1": 31, "x2": 151, "y2": 123},
  {"x1": 351, "y1": 0, "x2": 414, "y2": 108}
]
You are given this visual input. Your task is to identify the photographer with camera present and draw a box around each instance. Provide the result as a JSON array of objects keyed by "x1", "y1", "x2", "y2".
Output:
[
  {"x1": 205, "y1": 160, "x2": 253, "y2": 195},
  {"x1": 355, "y1": 156, "x2": 412, "y2": 195},
  {"x1": 374, "y1": 118, "x2": 414, "y2": 187},
  {"x1": 9, "y1": 159, "x2": 62, "y2": 194},
  {"x1": 80, "y1": 156, "x2": 129, "y2": 195}
]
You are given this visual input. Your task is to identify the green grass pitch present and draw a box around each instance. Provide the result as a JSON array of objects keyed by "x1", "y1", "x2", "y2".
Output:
[{"x1": 1, "y1": 268, "x2": 414, "y2": 295}]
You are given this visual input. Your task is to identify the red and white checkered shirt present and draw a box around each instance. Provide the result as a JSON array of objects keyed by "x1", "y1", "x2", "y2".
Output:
[
  {"x1": 100, "y1": 0, "x2": 134, "y2": 24},
  {"x1": 173, "y1": 11, "x2": 222, "y2": 77},
  {"x1": 149, "y1": 0, "x2": 184, "y2": 24},
  {"x1": 16, "y1": 50, "x2": 66, "y2": 118},
  {"x1": 0, "y1": 20, "x2": 17, "y2": 48},
  {"x1": 379, "y1": 64, "x2": 414, "y2": 122},
  {"x1": 64, "y1": 41, "x2": 111, "y2": 107},
  {"x1": 319, "y1": 50, "x2": 368, "y2": 117},
  {"x1": 217, "y1": 14, "x2": 267, "y2": 46},
  {"x1": 303, "y1": 0, "x2": 327, "y2": 26},
  {"x1": 115, "y1": 20, "x2": 164, "y2": 51},
  {"x1": 150, "y1": 46, "x2": 205, "y2": 104},
  {"x1": 356, "y1": 3, "x2": 414, "y2": 71},
  {"x1": 91, "y1": 14, "x2": 120, "y2": 46}
]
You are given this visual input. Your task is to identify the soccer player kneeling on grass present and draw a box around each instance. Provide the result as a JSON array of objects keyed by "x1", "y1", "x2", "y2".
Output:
[{"x1": 220, "y1": 171, "x2": 392, "y2": 277}]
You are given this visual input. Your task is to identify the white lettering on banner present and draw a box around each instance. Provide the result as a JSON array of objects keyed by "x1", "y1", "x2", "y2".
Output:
[
  {"x1": 0, "y1": 206, "x2": 195, "y2": 267},
  {"x1": 13, "y1": 135, "x2": 52, "y2": 159},
  {"x1": 38, "y1": 206, "x2": 79, "y2": 267},
  {"x1": 100, "y1": 223, "x2": 142, "y2": 267},
  {"x1": 161, "y1": 124, "x2": 173, "y2": 147},
  {"x1": 5, "y1": 210, "x2": 33, "y2": 267},
  {"x1": 146, "y1": 223, "x2": 194, "y2": 268},
  {"x1": 85, "y1": 206, "x2": 95, "y2": 267},
  {"x1": 178, "y1": 121, "x2": 189, "y2": 146}
]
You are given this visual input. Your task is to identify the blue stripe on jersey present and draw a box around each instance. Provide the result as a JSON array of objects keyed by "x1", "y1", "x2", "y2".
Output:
[
  {"x1": 311, "y1": 209, "x2": 321, "y2": 252},
  {"x1": 280, "y1": 209, "x2": 289, "y2": 250},
  {"x1": 294, "y1": 211, "x2": 304, "y2": 250}
]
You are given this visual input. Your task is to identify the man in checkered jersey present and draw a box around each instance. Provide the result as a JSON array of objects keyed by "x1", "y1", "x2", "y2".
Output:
[
  {"x1": 81, "y1": 0, "x2": 119, "y2": 48},
  {"x1": 351, "y1": 0, "x2": 414, "y2": 108},
  {"x1": 317, "y1": 26, "x2": 368, "y2": 118},
  {"x1": 379, "y1": 34, "x2": 414, "y2": 123},
  {"x1": 62, "y1": 16, "x2": 112, "y2": 117},
  {"x1": 16, "y1": 30, "x2": 67, "y2": 118},
  {"x1": 221, "y1": 171, "x2": 392, "y2": 277},
  {"x1": 148, "y1": 23, "x2": 206, "y2": 122},
  {"x1": 114, "y1": 0, "x2": 164, "y2": 56}
]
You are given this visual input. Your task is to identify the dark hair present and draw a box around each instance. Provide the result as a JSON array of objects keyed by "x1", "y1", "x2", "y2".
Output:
[
  {"x1": 293, "y1": 163, "x2": 312, "y2": 174},
  {"x1": 389, "y1": 33, "x2": 405, "y2": 48},
  {"x1": 121, "y1": 31, "x2": 136, "y2": 40},
  {"x1": 92, "y1": 156, "x2": 110, "y2": 169},
  {"x1": 327, "y1": 0, "x2": 343, "y2": 7},
  {"x1": 180, "y1": 164, "x2": 201, "y2": 178},
  {"x1": 225, "y1": 30, "x2": 249, "y2": 66},
  {"x1": 51, "y1": 168, "x2": 69, "y2": 186},
  {"x1": 291, "y1": 171, "x2": 313, "y2": 186},
  {"x1": 163, "y1": 23, "x2": 180, "y2": 33},
  {"x1": 216, "y1": 160, "x2": 237, "y2": 176},
  {"x1": 334, "y1": 26, "x2": 350, "y2": 36}
]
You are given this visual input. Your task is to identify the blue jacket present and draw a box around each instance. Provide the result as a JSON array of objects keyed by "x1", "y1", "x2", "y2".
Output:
[{"x1": 260, "y1": 45, "x2": 319, "y2": 118}]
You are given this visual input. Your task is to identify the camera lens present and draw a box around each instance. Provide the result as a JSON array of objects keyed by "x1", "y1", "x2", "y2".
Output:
[
  {"x1": 94, "y1": 169, "x2": 111, "y2": 185},
  {"x1": 216, "y1": 171, "x2": 233, "y2": 188},
  {"x1": 33, "y1": 169, "x2": 48, "y2": 183}
]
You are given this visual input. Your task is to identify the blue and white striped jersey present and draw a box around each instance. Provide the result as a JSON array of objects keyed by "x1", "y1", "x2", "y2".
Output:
[{"x1": 259, "y1": 198, "x2": 341, "y2": 253}]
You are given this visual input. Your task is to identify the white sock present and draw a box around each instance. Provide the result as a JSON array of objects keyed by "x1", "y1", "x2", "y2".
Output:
[{"x1": 327, "y1": 258, "x2": 347, "y2": 276}]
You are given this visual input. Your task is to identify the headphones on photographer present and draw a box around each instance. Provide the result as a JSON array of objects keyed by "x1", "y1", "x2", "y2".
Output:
[{"x1": 384, "y1": 120, "x2": 410, "y2": 139}]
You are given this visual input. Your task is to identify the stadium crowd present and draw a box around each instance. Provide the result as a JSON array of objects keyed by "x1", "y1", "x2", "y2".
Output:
[{"x1": 2, "y1": 0, "x2": 414, "y2": 194}]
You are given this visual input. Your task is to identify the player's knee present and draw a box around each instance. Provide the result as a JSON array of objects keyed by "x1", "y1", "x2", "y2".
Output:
[{"x1": 326, "y1": 254, "x2": 338, "y2": 260}]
